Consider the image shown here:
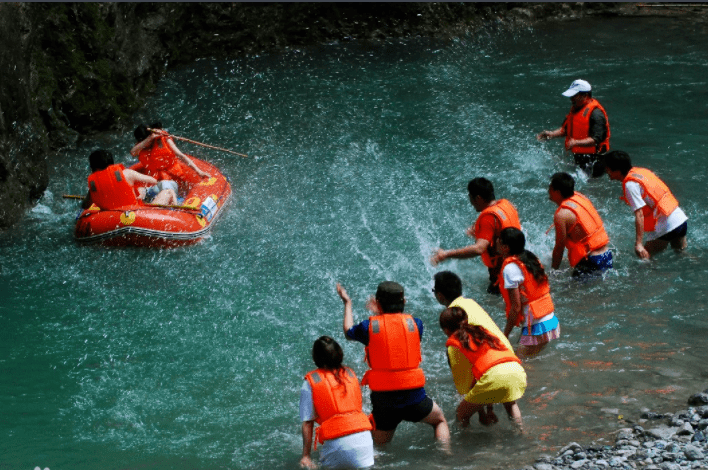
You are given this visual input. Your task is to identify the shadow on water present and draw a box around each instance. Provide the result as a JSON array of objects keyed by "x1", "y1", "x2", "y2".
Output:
[{"x1": 1, "y1": 16, "x2": 708, "y2": 470}]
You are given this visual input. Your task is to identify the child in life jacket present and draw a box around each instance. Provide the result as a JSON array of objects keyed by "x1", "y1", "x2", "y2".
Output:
[
  {"x1": 299, "y1": 336, "x2": 374, "y2": 470},
  {"x1": 497, "y1": 227, "x2": 560, "y2": 358},
  {"x1": 439, "y1": 306, "x2": 526, "y2": 431}
]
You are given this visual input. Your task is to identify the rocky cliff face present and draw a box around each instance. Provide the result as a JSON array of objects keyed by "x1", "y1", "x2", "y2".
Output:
[{"x1": 0, "y1": 2, "x2": 696, "y2": 227}]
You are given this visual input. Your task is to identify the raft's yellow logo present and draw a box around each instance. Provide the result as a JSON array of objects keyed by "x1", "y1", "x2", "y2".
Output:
[
  {"x1": 196, "y1": 214, "x2": 207, "y2": 227},
  {"x1": 184, "y1": 197, "x2": 201, "y2": 209},
  {"x1": 88, "y1": 204, "x2": 101, "y2": 211},
  {"x1": 199, "y1": 177, "x2": 217, "y2": 186},
  {"x1": 120, "y1": 211, "x2": 136, "y2": 225}
]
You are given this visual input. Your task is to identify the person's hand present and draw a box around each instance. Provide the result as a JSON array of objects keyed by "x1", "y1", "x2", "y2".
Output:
[
  {"x1": 198, "y1": 169, "x2": 211, "y2": 179},
  {"x1": 565, "y1": 138, "x2": 576, "y2": 150},
  {"x1": 537, "y1": 130, "x2": 550, "y2": 141},
  {"x1": 456, "y1": 400, "x2": 474, "y2": 428},
  {"x1": 365, "y1": 296, "x2": 382, "y2": 315},
  {"x1": 430, "y1": 248, "x2": 446, "y2": 267},
  {"x1": 336, "y1": 283, "x2": 351, "y2": 304},
  {"x1": 635, "y1": 243, "x2": 651, "y2": 260},
  {"x1": 299, "y1": 455, "x2": 317, "y2": 469}
]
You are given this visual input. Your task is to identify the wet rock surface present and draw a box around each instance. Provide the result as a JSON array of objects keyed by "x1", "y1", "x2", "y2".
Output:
[{"x1": 519, "y1": 389, "x2": 708, "y2": 470}]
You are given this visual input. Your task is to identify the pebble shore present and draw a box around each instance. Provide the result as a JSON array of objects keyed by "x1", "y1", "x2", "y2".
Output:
[{"x1": 518, "y1": 389, "x2": 708, "y2": 470}]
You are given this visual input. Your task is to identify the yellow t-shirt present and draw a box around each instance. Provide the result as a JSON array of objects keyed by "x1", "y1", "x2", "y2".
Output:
[{"x1": 450, "y1": 296, "x2": 513, "y2": 350}]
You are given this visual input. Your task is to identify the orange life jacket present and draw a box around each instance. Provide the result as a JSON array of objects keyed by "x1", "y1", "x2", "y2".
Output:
[
  {"x1": 87, "y1": 164, "x2": 140, "y2": 210},
  {"x1": 499, "y1": 256, "x2": 554, "y2": 329},
  {"x1": 621, "y1": 167, "x2": 679, "y2": 232},
  {"x1": 564, "y1": 98, "x2": 610, "y2": 154},
  {"x1": 138, "y1": 135, "x2": 177, "y2": 173},
  {"x1": 557, "y1": 192, "x2": 610, "y2": 266},
  {"x1": 445, "y1": 332, "x2": 521, "y2": 382},
  {"x1": 361, "y1": 314, "x2": 426, "y2": 392},
  {"x1": 474, "y1": 199, "x2": 521, "y2": 268},
  {"x1": 305, "y1": 368, "x2": 372, "y2": 447}
]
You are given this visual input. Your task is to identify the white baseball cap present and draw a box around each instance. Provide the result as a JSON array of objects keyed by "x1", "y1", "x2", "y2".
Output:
[{"x1": 562, "y1": 79, "x2": 592, "y2": 97}]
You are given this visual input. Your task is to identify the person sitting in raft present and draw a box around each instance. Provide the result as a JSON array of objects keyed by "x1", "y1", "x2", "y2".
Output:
[
  {"x1": 131, "y1": 122, "x2": 210, "y2": 186},
  {"x1": 439, "y1": 306, "x2": 526, "y2": 431},
  {"x1": 299, "y1": 336, "x2": 374, "y2": 470},
  {"x1": 497, "y1": 227, "x2": 560, "y2": 358},
  {"x1": 82, "y1": 149, "x2": 177, "y2": 210}
]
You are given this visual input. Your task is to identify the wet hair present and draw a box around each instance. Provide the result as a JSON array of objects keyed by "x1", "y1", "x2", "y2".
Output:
[
  {"x1": 376, "y1": 281, "x2": 405, "y2": 313},
  {"x1": 550, "y1": 172, "x2": 575, "y2": 199},
  {"x1": 89, "y1": 149, "x2": 114, "y2": 172},
  {"x1": 467, "y1": 177, "x2": 495, "y2": 203},
  {"x1": 433, "y1": 271, "x2": 462, "y2": 302},
  {"x1": 604, "y1": 150, "x2": 632, "y2": 176},
  {"x1": 134, "y1": 121, "x2": 163, "y2": 142},
  {"x1": 312, "y1": 335, "x2": 350, "y2": 388},
  {"x1": 576, "y1": 91, "x2": 592, "y2": 99},
  {"x1": 498, "y1": 227, "x2": 547, "y2": 283},
  {"x1": 439, "y1": 306, "x2": 505, "y2": 351}
]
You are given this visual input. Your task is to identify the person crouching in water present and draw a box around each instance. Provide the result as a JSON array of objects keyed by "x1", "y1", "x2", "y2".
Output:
[
  {"x1": 439, "y1": 306, "x2": 526, "y2": 431},
  {"x1": 497, "y1": 227, "x2": 560, "y2": 358},
  {"x1": 299, "y1": 336, "x2": 374, "y2": 469}
]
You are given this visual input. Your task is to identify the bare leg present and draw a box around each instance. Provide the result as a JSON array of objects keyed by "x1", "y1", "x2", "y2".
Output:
[
  {"x1": 152, "y1": 189, "x2": 178, "y2": 206},
  {"x1": 483, "y1": 404, "x2": 499, "y2": 425},
  {"x1": 670, "y1": 235, "x2": 687, "y2": 252},
  {"x1": 421, "y1": 402, "x2": 450, "y2": 444},
  {"x1": 372, "y1": 429, "x2": 396, "y2": 445},
  {"x1": 516, "y1": 343, "x2": 547, "y2": 359},
  {"x1": 456, "y1": 399, "x2": 483, "y2": 428},
  {"x1": 503, "y1": 401, "x2": 523, "y2": 432}
]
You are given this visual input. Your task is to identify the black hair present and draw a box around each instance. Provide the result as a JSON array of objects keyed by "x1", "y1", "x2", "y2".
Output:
[
  {"x1": 550, "y1": 172, "x2": 575, "y2": 199},
  {"x1": 312, "y1": 336, "x2": 350, "y2": 388},
  {"x1": 439, "y1": 306, "x2": 505, "y2": 351},
  {"x1": 376, "y1": 281, "x2": 405, "y2": 313},
  {"x1": 467, "y1": 177, "x2": 495, "y2": 203},
  {"x1": 134, "y1": 121, "x2": 163, "y2": 142},
  {"x1": 499, "y1": 227, "x2": 547, "y2": 283},
  {"x1": 433, "y1": 271, "x2": 462, "y2": 302},
  {"x1": 604, "y1": 150, "x2": 632, "y2": 176},
  {"x1": 89, "y1": 149, "x2": 114, "y2": 172}
]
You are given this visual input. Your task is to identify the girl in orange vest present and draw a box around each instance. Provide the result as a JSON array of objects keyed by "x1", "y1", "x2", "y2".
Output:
[
  {"x1": 497, "y1": 227, "x2": 560, "y2": 358},
  {"x1": 299, "y1": 336, "x2": 374, "y2": 469},
  {"x1": 439, "y1": 306, "x2": 526, "y2": 430}
]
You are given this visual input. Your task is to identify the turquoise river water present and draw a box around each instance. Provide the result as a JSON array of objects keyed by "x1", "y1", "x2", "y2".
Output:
[{"x1": 1, "y1": 17, "x2": 707, "y2": 470}]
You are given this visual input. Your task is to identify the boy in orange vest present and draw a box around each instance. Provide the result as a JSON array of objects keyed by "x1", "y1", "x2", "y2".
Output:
[
  {"x1": 605, "y1": 150, "x2": 688, "y2": 259},
  {"x1": 337, "y1": 281, "x2": 450, "y2": 446}
]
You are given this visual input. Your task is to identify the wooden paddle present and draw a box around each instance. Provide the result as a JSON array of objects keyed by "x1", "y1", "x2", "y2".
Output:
[{"x1": 148, "y1": 128, "x2": 247, "y2": 158}]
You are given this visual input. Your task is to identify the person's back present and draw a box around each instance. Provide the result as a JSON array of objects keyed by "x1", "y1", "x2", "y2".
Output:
[{"x1": 86, "y1": 150, "x2": 140, "y2": 210}]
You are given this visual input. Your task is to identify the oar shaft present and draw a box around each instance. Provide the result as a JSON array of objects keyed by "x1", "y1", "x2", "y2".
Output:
[{"x1": 147, "y1": 128, "x2": 248, "y2": 157}]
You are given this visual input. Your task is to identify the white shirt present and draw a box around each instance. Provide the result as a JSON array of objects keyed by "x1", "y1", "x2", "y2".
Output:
[
  {"x1": 502, "y1": 261, "x2": 554, "y2": 325},
  {"x1": 624, "y1": 181, "x2": 687, "y2": 240}
]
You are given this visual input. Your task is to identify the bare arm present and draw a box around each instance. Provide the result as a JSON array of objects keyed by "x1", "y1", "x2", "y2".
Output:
[
  {"x1": 336, "y1": 283, "x2": 355, "y2": 338},
  {"x1": 551, "y1": 210, "x2": 570, "y2": 270},
  {"x1": 503, "y1": 287, "x2": 522, "y2": 338},
  {"x1": 130, "y1": 134, "x2": 157, "y2": 157},
  {"x1": 537, "y1": 127, "x2": 565, "y2": 141},
  {"x1": 565, "y1": 136, "x2": 596, "y2": 151},
  {"x1": 431, "y1": 238, "x2": 490, "y2": 266},
  {"x1": 633, "y1": 209, "x2": 650, "y2": 259},
  {"x1": 123, "y1": 169, "x2": 158, "y2": 186},
  {"x1": 300, "y1": 421, "x2": 317, "y2": 469},
  {"x1": 166, "y1": 139, "x2": 210, "y2": 178}
]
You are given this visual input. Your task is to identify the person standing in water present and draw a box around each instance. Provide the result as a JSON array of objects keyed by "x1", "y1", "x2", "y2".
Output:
[
  {"x1": 548, "y1": 172, "x2": 613, "y2": 277},
  {"x1": 439, "y1": 306, "x2": 526, "y2": 430},
  {"x1": 497, "y1": 227, "x2": 560, "y2": 358},
  {"x1": 299, "y1": 336, "x2": 374, "y2": 469},
  {"x1": 337, "y1": 281, "x2": 450, "y2": 446},
  {"x1": 605, "y1": 150, "x2": 688, "y2": 259},
  {"x1": 431, "y1": 178, "x2": 521, "y2": 295},
  {"x1": 537, "y1": 79, "x2": 610, "y2": 177}
]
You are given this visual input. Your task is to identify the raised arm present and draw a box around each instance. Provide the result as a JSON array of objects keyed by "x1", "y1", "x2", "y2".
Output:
[
  {"x1": 336, "y1": 283, "x2": 355, "y2": 338},
  {"x1": 431, "y1": 238, "x2": 490, "y2": 266}
]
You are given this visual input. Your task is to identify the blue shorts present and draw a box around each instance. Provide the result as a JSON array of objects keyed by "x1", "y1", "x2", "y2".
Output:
[
  {"x1": 659, "y1": 221, "x2": 688, "y2": 242},
  {"x1": 573, "y1": 250, "x2": 613, "y2": 278}
]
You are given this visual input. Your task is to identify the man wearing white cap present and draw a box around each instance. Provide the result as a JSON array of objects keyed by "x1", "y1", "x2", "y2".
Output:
[{"x1": 537, "y1": 79, "x2": 611, "y2": 178}]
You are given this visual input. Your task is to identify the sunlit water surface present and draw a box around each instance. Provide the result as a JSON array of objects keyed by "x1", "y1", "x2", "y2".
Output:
[{"x1": 2, "y1": 17, "x2": 708, "y2": 470}]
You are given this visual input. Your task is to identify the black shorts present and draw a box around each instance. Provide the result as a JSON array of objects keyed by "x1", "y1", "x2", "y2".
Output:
[
  {"x1": 370, "y1": 394, "x2": 434, "y2": 432},
  {"x1": 573, "y1": 153, "x2": 606, "y2": 178},
  {"x1": 659, "y1": 221, "x2": 688, "y2": 242}
]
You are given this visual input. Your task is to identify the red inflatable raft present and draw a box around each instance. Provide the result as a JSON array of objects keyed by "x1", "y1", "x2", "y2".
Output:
[{"x1": 74, "y1": 157, "x2": 231, "y2": 248}]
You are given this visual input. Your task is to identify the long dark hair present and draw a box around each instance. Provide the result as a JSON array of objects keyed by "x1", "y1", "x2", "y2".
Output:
[
  {"x1": 439, "y1": 307, "x2": 505, "y2": 351},
  {"x1": 499, "y1": 227, "x2": 547, "y2": 283},
  {"x1": 312, "y1": 336, "x2": 351, "y2": 388}
]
